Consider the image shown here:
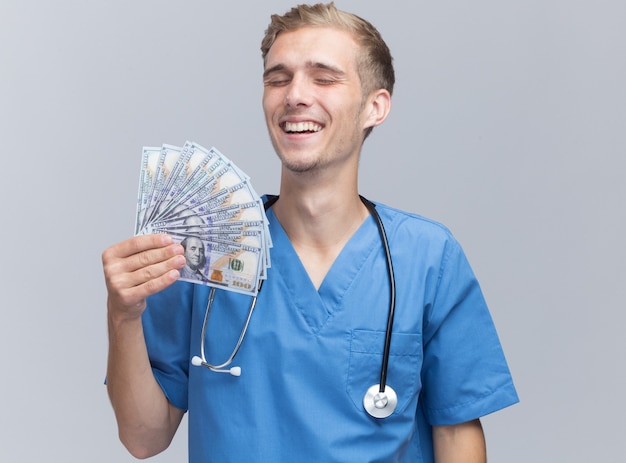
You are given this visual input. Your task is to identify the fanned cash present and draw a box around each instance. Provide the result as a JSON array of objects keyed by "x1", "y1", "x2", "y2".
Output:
[{"x1": 135, "y1": 141, "x2": 272, "y2": 296}]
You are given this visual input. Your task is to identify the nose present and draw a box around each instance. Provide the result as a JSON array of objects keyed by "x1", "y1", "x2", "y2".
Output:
[{"x1": 284, "y1": 75, "x2": 312, "y2": 108}]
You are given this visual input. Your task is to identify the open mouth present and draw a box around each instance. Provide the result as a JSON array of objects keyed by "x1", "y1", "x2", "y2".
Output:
[{"x1": 282, "y1": 121, "x2": 323, "y2": 134}]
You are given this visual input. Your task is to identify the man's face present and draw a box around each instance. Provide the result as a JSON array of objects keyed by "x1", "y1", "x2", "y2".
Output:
[
  {"x1": 262, "y1": 26, "x2": 372, "y2": 174},
  {"x1": 184, "y1": 237, "x2": 205, "y2": 270}
]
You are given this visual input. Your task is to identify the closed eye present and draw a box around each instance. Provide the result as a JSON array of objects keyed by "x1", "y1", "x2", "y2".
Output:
[
  {"x1": 263, "y1": 64, "x2": 292, "y2": 87},
  {"x1": 264, "y1": 78, "x2": 290, "y2": 87},
  {"x1": 315, "y1": 78, "x2": 337, "y2": 85}
]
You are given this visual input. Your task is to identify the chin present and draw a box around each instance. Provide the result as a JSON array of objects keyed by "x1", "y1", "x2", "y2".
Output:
[
  {"x1": 284, "y1": 163, "x2": 320, "y2": 174},
  {"x1": 278, "y1": 152, "x2": 324, "y2": 174}
]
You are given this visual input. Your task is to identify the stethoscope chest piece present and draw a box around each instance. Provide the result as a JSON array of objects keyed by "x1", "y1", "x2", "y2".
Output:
[{"x1": 363, "y1": 384, "x2": 397, "y2": 419}]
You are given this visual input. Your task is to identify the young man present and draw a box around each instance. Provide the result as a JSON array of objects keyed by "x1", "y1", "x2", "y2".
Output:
[{"x1": 103, "y1": 4, "x2": 518, "y2": 462}]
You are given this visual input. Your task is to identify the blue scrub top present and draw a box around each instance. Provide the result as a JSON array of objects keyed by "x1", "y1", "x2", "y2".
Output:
[{"x1": 143, "y1": 201, "x2": 519, "y2": 462}]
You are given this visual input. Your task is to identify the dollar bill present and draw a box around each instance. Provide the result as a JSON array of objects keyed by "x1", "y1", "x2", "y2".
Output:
[
  {"x1": 135, "y1": 147, "x2": 160, "y2": 234},
  {"x1": 139, "y1": 144, "x2": 182, "y2": 231}
]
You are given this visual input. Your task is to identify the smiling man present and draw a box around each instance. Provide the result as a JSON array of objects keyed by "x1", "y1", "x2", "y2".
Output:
[{"x1": 102, "y1": 3, "x2": 518, "y2": 462}]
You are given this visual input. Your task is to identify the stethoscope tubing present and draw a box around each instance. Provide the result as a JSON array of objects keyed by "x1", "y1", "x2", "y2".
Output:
[
  {"x1": 359, "y1": 196, "x2": 396, "y2": 394},
  {"x1": 197, "y1": 286, "x2": 260, "y2": 370}
]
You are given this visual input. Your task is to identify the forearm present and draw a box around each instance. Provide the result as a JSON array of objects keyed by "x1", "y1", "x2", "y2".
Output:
[
  {"x1": 433, "y1": 419, "x2": 486, "y2": 463},
  {"x1": 106, "y1": 309, "x2": 183, "y2": 459},
  {"x1": 102, "y1": 234, "x2": 186, "y2": 457}
]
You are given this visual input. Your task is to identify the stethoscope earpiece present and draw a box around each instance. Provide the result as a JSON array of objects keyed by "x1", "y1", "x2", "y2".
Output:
[{"x1": 192, "y1": 355, "x2": 242, "y2": 376}]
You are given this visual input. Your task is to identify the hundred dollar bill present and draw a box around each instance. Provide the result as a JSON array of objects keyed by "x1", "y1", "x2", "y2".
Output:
[
  {"x1": 204, "y1": 241, "x2": 265, "y2": 295},
  {"x1": 135, "y1": 146, "x2": 161, "y2": 234},
  {"x1": 177, "y1": 238, "x2": 265, "y2": 295},
  {"x1": 139, "y1": 144, "x2": 182, "y2": 232}
]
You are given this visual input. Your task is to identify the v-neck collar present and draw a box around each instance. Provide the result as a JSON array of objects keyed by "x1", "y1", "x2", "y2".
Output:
[{"x1": 265, "y1": 207, "x2": 380, "y2": 333}]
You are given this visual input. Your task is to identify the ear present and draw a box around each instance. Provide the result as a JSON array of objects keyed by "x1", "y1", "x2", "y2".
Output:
[{"x1": 363, "y1": 89, "x2": 391, "y2": 130}]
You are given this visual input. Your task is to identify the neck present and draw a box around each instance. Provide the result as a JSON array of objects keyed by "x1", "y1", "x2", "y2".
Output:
[
  {"x1": 272, "y1": 171, "x2": 369, "y2": 289},
  {"x1": 274, "y1": 169, "x2": 367, "y2": 246}
]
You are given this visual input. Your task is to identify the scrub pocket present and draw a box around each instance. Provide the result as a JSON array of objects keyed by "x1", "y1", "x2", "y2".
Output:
[{"x1": 347, "y1": 329, "x2": 422, "y2": 415}]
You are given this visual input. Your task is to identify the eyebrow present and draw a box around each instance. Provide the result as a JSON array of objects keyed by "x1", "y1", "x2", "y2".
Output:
[{"x1": 263, "y1": 61, "x2": 347, "y2": 79}]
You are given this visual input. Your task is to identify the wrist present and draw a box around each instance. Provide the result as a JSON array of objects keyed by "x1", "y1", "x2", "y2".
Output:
[{"x1": 107, "y1": 298, "x2": 146, "y2": 326}]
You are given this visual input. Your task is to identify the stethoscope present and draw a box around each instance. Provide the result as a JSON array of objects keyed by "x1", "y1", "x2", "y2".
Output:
[{"x1": 192, "y1": 195, "x2": 398, "y2": 419}]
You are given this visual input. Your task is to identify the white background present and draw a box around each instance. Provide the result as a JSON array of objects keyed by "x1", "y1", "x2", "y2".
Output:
[{"x1": 1, "y1": 1, "x2": 624, "y2": 461}]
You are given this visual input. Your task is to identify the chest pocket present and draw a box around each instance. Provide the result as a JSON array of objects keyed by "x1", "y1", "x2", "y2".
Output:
[{"x1": 346, "y1": 329, "x2": 423, "y2": 416}]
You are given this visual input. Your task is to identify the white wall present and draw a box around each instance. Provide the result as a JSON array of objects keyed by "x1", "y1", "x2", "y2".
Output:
[{"x1": 1, "y1": 1, "x2": 624, "y2": 461}]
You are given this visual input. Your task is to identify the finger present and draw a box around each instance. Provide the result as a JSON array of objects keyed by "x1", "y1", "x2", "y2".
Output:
[
  {"x1": 124, "y1": 242, "x2": 184, "y2": 275},
  {"x1": 102, "y1": 234, "x2": 175, "y2": 262},
  {"x1": 111, "y1": 264, "x2": 182, "y2": 310},
  {"x1": 106, "y1": 252, "x2": 185, "y2": 291},
  {"x1": 127, "y1": 253, "x2": 186, "y2": 288},
  {"x1": 103, "y1": 240, "x2": 184, "y2": 277}
]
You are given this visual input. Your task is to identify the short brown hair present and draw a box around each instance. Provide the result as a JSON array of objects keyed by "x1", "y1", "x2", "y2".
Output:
[{"x1": 261, "y1": 2, "x2": 395, "y2": 98}]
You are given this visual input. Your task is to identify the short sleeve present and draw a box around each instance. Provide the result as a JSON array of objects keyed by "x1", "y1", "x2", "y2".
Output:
[
  {"x1": 420, "y1": 238, "x2": 519, "y2": 425},
  {"x1": 142, "y1": 280, "x2": 194, "y2": 411}
]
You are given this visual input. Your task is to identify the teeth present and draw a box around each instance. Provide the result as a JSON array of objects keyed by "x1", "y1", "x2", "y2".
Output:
[{"x1": 284, "y1": 121, "x2": 322, "y2": 133}]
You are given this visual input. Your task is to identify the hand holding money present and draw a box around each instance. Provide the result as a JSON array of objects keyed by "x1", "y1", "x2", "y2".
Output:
[{"x1": 102, "y1": 234, "x2": 186, "y2": 320}]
